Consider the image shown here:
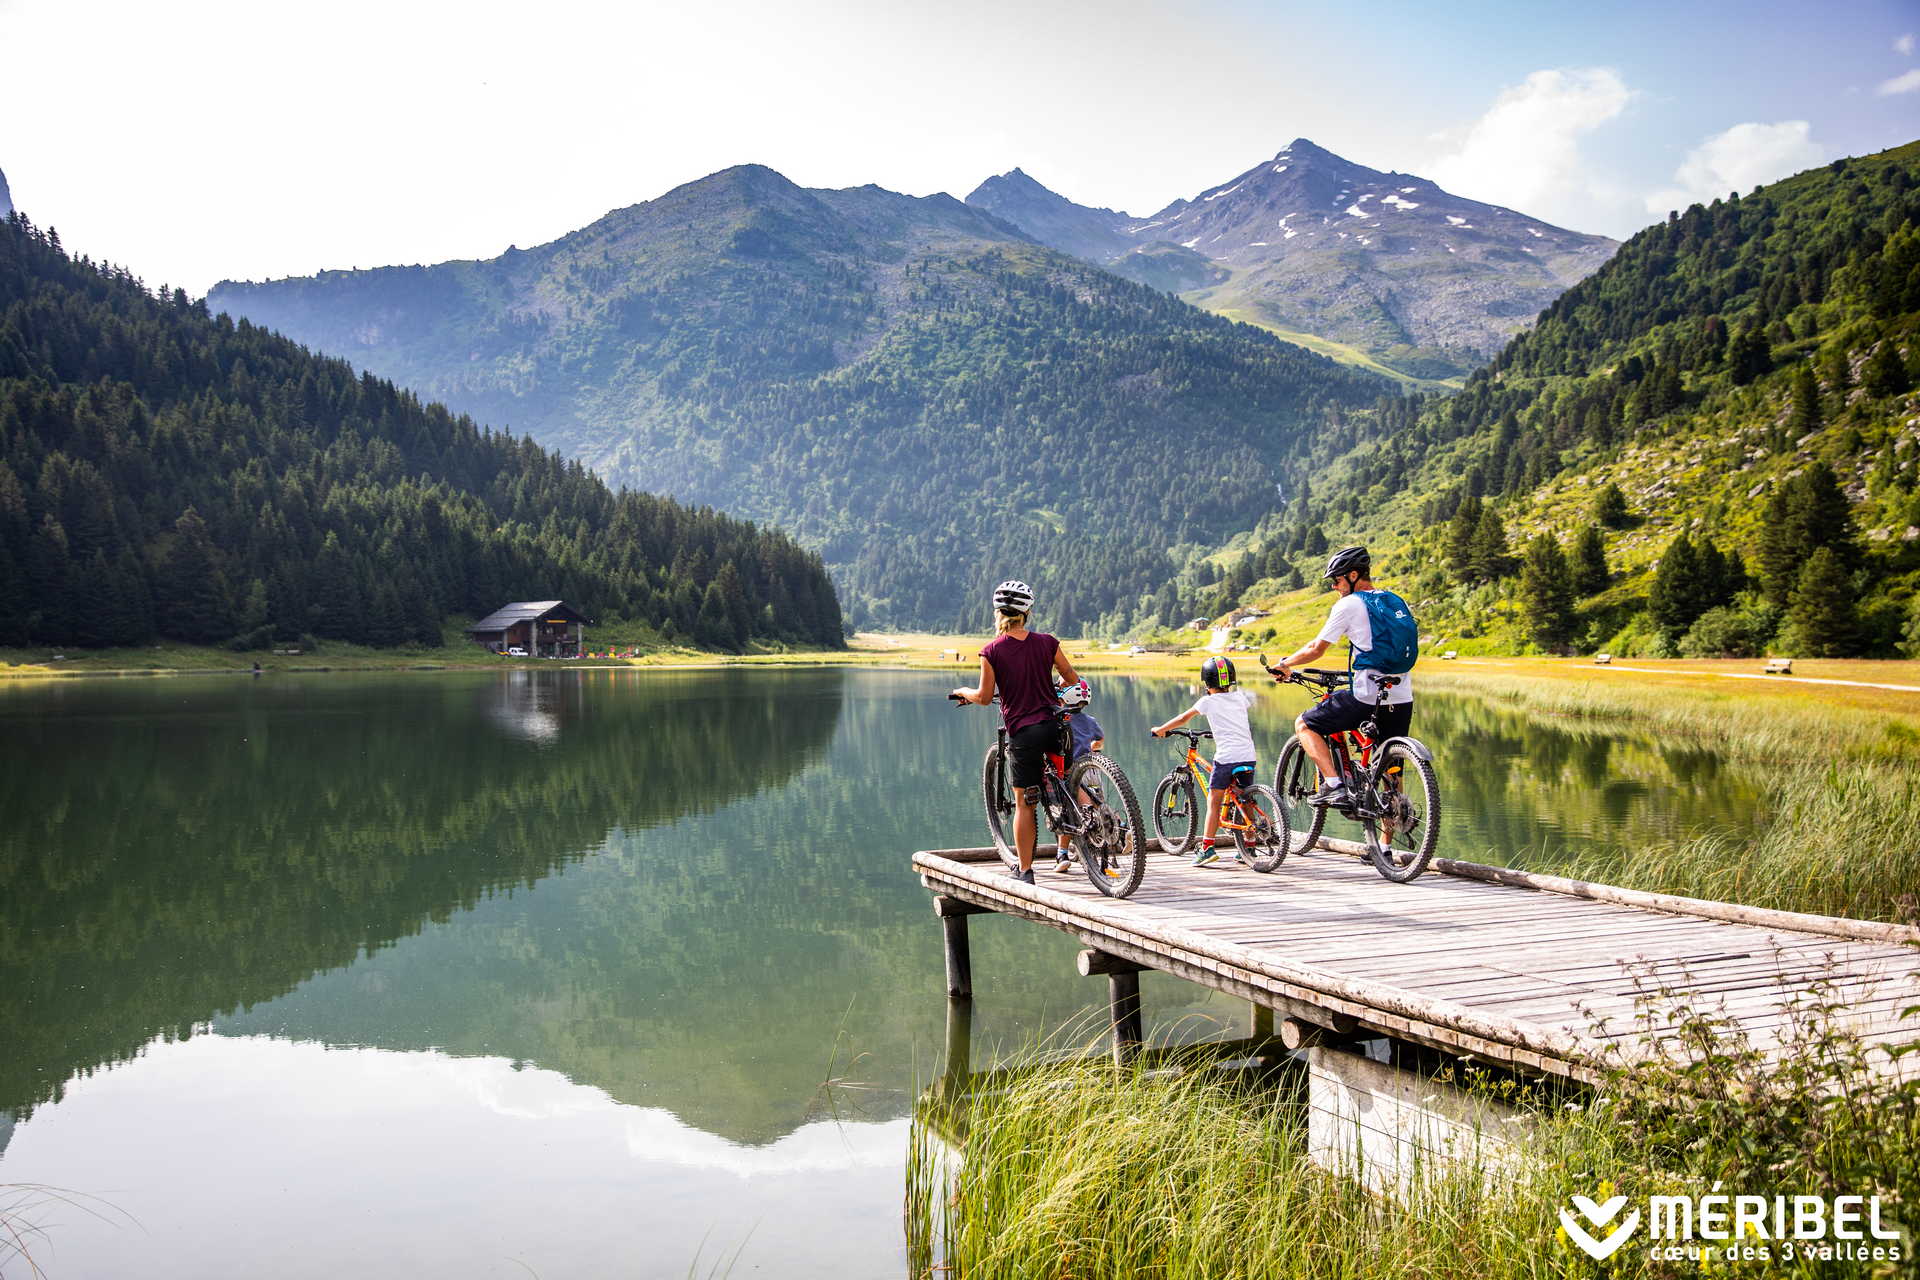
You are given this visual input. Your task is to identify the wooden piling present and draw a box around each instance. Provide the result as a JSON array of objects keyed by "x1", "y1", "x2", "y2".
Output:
[
  {"x1": 1109, "y1": 970, "x2": 1143, "y2": 1066},
  {"x1": 935, "y1": 895, "x2": 989, "y2": 999}
]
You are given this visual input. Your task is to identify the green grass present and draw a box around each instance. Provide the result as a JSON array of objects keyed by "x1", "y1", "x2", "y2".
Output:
[
  {"x1": 1425, "y1": 667, "x2": 1920, "y2": 922},
  {"x1": 910, "y1": 1051, "x2": 1564, "y2": 1280},
  {"x1": 1202, "y1": 305, "x2": 1464, "y2": 391},
  {"x1": 909, "y1": 976, "x2": 1920, "y2": 1278}
]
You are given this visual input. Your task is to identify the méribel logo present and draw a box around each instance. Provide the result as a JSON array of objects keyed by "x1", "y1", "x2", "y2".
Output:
[{"x1": 1559, "y1": 1191, "x2": 1643, "y2": 1260}]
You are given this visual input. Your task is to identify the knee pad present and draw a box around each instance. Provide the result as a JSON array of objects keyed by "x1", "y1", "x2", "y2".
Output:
[{"x1": 1019, "y1": 785, "x2": 1042, "y2": 806}]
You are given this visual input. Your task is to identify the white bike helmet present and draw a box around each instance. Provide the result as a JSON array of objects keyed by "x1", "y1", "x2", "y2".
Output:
[
  {"x1": 1056, "y1": 677, "x2": 1092, "y2": 711},
  {"x1": 992, "y1": 579, "x2": 1034, "y2": 613}
]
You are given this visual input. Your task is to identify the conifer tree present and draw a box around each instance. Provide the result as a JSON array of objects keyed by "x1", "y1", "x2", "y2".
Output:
[
  {"x1": 1593, "y1": 483, "x2": 1630, "y2": 528},
  {"x1": 1446, "y1": 494, "x2": 1483, "y2": 578},
  {"x1": 1864, "y1": 341, "x2": 1910, "y2": 398},
  {"x1": 1786, "y1": 363, "x2": 1821, "y2": 438},
  {"x1": 1787, "y1": 545, "x2": 1859, "y2": 657},
  {"x1": 1571, "y1": 525, "x2": 1610, "y2": 596},
  {"x1": 1468, "y1": 507, "x2": 1512, "y2": 582},
  {"x1": 1648, "y1": 534, "x2": 1705, "y2": 640},
  {"x1": 1729, "y1": 327, "x2": 1773, "y2": 385},
  {"x1": 153, "y1": 508, "x2": 231, "y2": 643},
  {"x1": 1520, "y1": 534, "x2": 1577, "y2": 651}
]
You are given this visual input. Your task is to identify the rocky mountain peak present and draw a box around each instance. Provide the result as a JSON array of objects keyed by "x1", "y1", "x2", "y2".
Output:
[
  {"x1": 962, "y1": 139, "x2": 1619, "y2": 380},
  {"x1": 0, "y1": 168, "x2": 12, "y2": 219}
]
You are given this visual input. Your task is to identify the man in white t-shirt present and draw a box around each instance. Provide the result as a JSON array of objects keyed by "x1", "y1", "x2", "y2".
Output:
[
  {"x1": 1151, "y1": 655, "x2": 1257, "y2": 867},
  {"x1": 1272, "y1": 546, "x2": 1414, "y2": 808}
]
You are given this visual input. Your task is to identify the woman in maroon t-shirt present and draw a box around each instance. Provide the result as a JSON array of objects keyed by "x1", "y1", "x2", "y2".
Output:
[{"x1": 949, "y1": 580, "x2": 1080, "y2": 882}]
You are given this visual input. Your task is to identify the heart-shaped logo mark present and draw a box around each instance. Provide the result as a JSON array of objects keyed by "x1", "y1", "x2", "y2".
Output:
[{"x1": 1559, "y1": 1194, "x2": 1642, "y2": 1260}]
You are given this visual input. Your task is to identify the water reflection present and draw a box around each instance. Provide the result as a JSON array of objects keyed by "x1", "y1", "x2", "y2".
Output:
[
  {"x1": 1385, "y1": 691, "x2": 1766, "y2": 864},
  {"x1": 0, "y1": 669, "x2": 1773, "y2": 1277},
  {"x1": 0, "y1": 669, "x2": 843, "y2": 1123}
]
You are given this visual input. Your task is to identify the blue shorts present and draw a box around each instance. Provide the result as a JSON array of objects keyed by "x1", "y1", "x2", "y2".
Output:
[{"x1": 1210, "y1": 760, "x2": 1256, "y2": 790}]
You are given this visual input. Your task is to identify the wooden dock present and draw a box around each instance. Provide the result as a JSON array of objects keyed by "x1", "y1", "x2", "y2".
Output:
[{"x1": 913, "y1": 841, "x2": 1920, "y2": 1084}]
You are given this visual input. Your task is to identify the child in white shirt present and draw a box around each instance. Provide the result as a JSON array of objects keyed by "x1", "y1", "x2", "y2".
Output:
[{"x1": 1151, "y1": 655, "x2": 1256, "y2": 866}]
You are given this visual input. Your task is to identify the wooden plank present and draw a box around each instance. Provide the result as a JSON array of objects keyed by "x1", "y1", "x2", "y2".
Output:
[
  {"x1": 912, "y1": 847, "x2": 1910, "y2": 1084},
  {"x1": 1308, "y1": 838, "x2": 1920, "y2": 944},
  {"x1": 918, "y1": 862, "x2": 1603, "y2": 1067}
]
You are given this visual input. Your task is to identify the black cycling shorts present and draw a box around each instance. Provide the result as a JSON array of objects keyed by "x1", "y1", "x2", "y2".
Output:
[
  {"x1": 1006, "y1": 719, "x2": 1063, "y2": 790},
  {"x1": 1300, "y1": 691, "x2": 1413, "y2": 741}
]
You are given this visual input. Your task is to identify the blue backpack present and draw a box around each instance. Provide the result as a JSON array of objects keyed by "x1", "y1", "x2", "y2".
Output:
[{"x1": 1351, "y1": 589, "x2": 1419, "y2": 676}]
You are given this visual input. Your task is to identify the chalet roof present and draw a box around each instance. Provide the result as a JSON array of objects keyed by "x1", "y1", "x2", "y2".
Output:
[{"x1": 467, "y1": 600, "x2": 587, "y2": 632}]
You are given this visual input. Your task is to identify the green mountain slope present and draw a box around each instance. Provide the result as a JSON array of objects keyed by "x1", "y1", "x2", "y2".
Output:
[
  {"x1": 1196, "y1": 139, "x2": 1920, "y2": 659},
  {"x1": 209, "y1": 165, "x2": 1387, "y2": 631},
  {"x1": 0, "y1": 214, "x2": 843, "y2": 651}
]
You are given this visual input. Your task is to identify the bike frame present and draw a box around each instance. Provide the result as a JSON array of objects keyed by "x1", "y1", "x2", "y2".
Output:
[
  {"x1": 1297, "y1": 676, "x2": 1398, "y2": 820},
  {"x1": 1161, "y1": 730, "x2": 1263, "y2": 835},
  {"x1": 993, "y1": 714, "x2": 1085, "y2": 840}
]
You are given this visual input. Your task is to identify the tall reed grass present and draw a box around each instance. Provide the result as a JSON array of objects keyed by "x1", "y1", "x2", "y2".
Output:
[
  {"x1": 907, "y1": 1052, "x2": 1579, "y2": 1280},
  {"x1": 1430, "y1": 671, "x2": 1920, "y2": 922},
  {"x1": 907, "y1": 967, "x2": 1920, "y2": 1279}
]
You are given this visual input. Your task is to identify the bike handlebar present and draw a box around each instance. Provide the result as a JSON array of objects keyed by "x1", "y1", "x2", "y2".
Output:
[
  {"x1": 1261, "y1": 664, "x2": 1350, "y2": 689},
  {"x1": 1256, "y1": 651, "x2": 1350, "y2": 687},
  {"x1": 1155, "y1": 728, "x2": 1212, "y2": 742}
]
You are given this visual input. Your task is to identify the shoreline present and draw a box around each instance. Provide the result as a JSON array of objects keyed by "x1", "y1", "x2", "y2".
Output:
[{"x1": 7, "y1": 637, "x2": 1920, "y2": 712}]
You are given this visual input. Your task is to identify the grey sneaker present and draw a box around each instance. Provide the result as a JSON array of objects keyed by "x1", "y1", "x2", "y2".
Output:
[
  {"x1": 1306, "y1": 780, "x2": 1349, "y2": 808},
  {"x1": 1013, "y1": 868, "x2": 1036, "y2": 885}
]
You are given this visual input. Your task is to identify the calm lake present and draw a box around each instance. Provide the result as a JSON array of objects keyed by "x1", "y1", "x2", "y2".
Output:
[{"x1": 0, "y1": 668, "x2": 1766, "y2": 1278}]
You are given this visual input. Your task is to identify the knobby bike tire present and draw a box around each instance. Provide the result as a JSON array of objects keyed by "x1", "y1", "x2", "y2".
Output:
[
  {"x1": 1151, "y1": 773, "x2": 1200, "y2": 855},
  {"x1": 980, "y1": 739, "x2": 1020, "y2": 872},
  {"x1": 1272, "y1": 737, "x2": 1327, "y2": 857},
  {"x1": 1362, "y1": 739, "x2": 1440, "y2": 884},
  {"x1": 1235, "y1": 783, "x2": 1289, "y2": 873},
  {"x1": 1070, "y1": 752, "x2": 1147, "y2": 898}
]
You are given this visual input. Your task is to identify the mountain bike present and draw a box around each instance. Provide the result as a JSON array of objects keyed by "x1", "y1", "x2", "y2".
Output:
[
  {"x1": 1149, "y1": 728, "x2": 1289, "y2": 872},
  {"x1": 978, "y1": 711, "x2": 1148, "y2": 898},
  {"x1": 1258, "y1": 658, "x2": 1440, "y2": 884}
]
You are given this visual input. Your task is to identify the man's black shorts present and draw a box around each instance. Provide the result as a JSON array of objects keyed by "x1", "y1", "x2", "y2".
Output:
[
  {"x1": 1007, "y1": 719, "x2": 1063, "y2": 790},
  {"x1": 1300, "y1": 691, "x2": 1413, "y2": 741}
]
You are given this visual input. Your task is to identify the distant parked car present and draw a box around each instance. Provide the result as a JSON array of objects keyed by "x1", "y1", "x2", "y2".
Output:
[{"x1": 505, "y1": 646, "x2": 527, "y2": 657}]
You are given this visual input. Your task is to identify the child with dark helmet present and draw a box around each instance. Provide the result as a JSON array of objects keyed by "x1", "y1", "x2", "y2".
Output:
[{"x1": 1151, "y1": 655, "x2": 1257, "y2": 866}]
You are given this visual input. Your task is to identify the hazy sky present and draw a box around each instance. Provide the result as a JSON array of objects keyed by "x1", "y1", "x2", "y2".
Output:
[{"x1": 3, "y1": 0, "x2": 1917, "y2": 294}]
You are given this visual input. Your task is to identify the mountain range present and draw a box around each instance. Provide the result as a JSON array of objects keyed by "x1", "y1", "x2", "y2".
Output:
[
  {"x1": 1211, "y1": 138, "x2": 1920, "y2": 661},
  {"x1": 209, "y1": 163, "x2": 1388, "y2": 632},
  {"x1": 966, "y1": 139, "x2": 1617, "y2": 382}
]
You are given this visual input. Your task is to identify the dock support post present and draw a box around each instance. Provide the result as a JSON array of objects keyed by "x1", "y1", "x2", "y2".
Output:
[
  {"x1": 934, "y1": 896, "x2": 990, "y2": 999},
  {"x1": 1079, "y1": 949, "x2": 1147, "y2": 1067},
  {"x1": 942, "y1": 915, "x2": 971, "y2": 999},
  {"x1": 1251, "y1": 1003, "x2": 1274, "y2": 1041},
  {"x1": 942, "y1": 996, "x2": 974, "y2": 1085},
  {"x1": 1109, "y1": 972, "x2": 1143, "y2": 1066}
]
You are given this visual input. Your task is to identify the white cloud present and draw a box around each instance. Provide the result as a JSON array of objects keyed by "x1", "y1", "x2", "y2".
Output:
[
  {"x1": 1644, "y1": 121, "x2": 1828, "y2": 213},
  {"x1": 1877, "y1": 68, "x2": 1920, "y2": 95},
  {"x1": 1425, "y1": 68, "x2": 1635, "y2": 233},
  {"x1": 1896, "y1": 33, "x2": 1915, "y2": 55}
]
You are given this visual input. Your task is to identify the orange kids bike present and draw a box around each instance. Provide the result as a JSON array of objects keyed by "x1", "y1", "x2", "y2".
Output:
[
  {"x1": 1149, "y1": 729, "x2": 1289, "y2": 872},
  {"x1": 1260, "y1": 659, "x2": 1440, "y2": 884}
]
